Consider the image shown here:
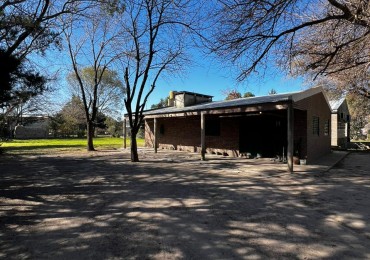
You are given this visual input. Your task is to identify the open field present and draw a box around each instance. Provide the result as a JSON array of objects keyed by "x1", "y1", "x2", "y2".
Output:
[
  {"x1": 1, "y1": 137, "x2": 145, "y2": 155},
  {"x1": 0, "y1": 149, "x2": 369, "y2": 259}
]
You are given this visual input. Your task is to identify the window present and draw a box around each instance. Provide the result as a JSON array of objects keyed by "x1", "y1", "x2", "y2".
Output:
[
  {"x1": 205, "y1": 118, "x2": 220, "y2": 136},
  {"x1": 312, "y1": 116, "x2": 320, "y2": 136},
  {"x1": 324, "y1": 119, "x2": 330, "y2": 136}
]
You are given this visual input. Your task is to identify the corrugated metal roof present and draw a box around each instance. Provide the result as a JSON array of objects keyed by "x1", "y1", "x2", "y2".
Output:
[
  {"x1": 142, "y1": 87, "x2": 325, "y2": 116},
  {"x1": 329, "y1": 97, "x2": 345, "y2": 112}
]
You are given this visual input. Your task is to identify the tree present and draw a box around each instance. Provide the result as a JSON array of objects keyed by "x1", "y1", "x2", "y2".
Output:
[
  {"x1": 211, "y1": 0, "x2": 370, "y2": 98},
  {"x1": 0, "y1": 0, "x2": 99, "y2": 106},
  {"x1": 0, "y1": 51, "x2": 47, "y2": 107},
  {"x1": 64, "y1": 3, "x2": 125, "y2": 151},
  {"x1": 268, "y1": 89, "x2": 277, "y2": 95},
  {"x1": 347, "y1": 93, "x2": 370, "y2": 140},
  {"x1": 122, "y1": 0, "x2": 203, "y2": 162},
  {"x1": 151, "y1": 98, "x2": 168, "y2": 109},
  {"x1": 66, "y1": 67, "x2": 124, "y2": 150},
  {"x1": 243, "y1": 92, "x2": 255, "y2": 98},
  {"x1": 105, "y1": 116, "x2": 122, "y2": 137},
  {"x1": 58, "y1": 95, "x2": 86, "y2": 137},
  {"x1": 225, "y1": 90, "x2": 242, "y2": 100}
]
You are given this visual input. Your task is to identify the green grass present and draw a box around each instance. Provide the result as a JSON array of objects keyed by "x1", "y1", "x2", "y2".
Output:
[{"x1": 1, "y1": 137, "x2": 144, "y2": 155}]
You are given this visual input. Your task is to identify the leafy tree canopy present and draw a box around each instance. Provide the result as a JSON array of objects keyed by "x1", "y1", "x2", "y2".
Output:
[
  {"x1": 151, "y1": 97, "x2": 168, "y2": 109},
  {"x1": 243, "y1": 92, "x2": 255, "y2": 98}
]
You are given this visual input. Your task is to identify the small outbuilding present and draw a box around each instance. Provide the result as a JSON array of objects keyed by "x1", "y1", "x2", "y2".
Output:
[
  {"x1": 329, "y1": 98, "x2": 351, "y2": 148},
  {"x1": 142, "y1": 87, "x2": 332, "y2": 172}
]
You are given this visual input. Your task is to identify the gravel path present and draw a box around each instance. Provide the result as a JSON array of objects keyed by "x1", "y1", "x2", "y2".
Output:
[{"x1": 0, "y1": 149, "x2": 369, "y2": 259}]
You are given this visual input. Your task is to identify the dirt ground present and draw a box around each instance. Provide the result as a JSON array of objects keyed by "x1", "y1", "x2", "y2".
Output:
[{"x1": 0, "y1": 149, "x2": 369, "y2": 259}]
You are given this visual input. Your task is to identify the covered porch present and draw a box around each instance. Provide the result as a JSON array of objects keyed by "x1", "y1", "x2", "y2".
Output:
[{"x1": 140, "y1": 101, "x2": 302, "y2": 172}]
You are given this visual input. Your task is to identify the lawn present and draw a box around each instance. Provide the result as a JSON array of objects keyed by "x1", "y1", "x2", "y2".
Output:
[{"x1": 1, "y1": 137, "x2": 145, "y2": 154}]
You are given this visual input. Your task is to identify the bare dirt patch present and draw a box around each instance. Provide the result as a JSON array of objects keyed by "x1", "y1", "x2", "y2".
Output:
[{"x1": 0, "y1": 149, "x2": 369, "y2": 259}]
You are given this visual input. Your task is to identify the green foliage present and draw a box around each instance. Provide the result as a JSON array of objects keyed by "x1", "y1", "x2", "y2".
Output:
[
  {"x1": 151, "y1": 97, "x2": 168, "y2": 109},
  {"x1": 67, "y1": 67, "x2": 124, "y2": 116},
  {"x1": 243, "y1": 92, "x2": 255, "y2": 98},
  {"x1": 0, "y1": 50, "x2": 47, "y2": 107},
  {"x1": 0, "y1": 0, "x2": 66, "y2": 107},
  {"x1": 50, "y1": 95, "x2": 86, "y2": 137},
  {"x1": 105, "y1": 116, "x2": 122, "y2": 137}
]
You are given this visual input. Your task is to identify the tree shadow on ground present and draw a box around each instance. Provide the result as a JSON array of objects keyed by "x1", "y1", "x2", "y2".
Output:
[{"x1": 0, "y1": 151, "x2": 369, "y2": 259}]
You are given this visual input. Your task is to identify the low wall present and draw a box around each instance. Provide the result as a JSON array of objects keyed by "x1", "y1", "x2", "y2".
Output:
[{"x1": 14, "y1": 125, "x2": 48, "y2": 139}]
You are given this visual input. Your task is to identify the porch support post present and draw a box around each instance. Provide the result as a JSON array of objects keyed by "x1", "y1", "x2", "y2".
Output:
[
  {"x1": 201, "y1": 112, "x2": 206, "y2": 160},
  {"x1": 287, "y1": 102, "x2": 294, "y2": 173},
  {"x1": 154, "y1": 117, "x2": 158, "y2": 153},
  {"x1": 123, "y1": 118, "x2": 127, "y2": 149}
]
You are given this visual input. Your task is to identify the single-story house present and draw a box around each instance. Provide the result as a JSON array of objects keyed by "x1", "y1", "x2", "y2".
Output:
[
  {"x1": 139, "y1": 87, "x2": 331, "y2": 172},
  {"x1": 329, "y1": 98, "x2": 350, "y2": 148}
]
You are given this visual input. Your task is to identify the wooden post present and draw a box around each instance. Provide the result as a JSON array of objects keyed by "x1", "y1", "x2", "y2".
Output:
[
  {"x1": 123, "y1": 118, "x2": 127, "y2": 149},
  {"x1": 201, "y1": 112, "x2": 206, "y2": 160},
  {"x1": 287, "y1": 102, "x2": 294, "y2": 173},
  {"x1": 154, "y1": 117, "x2": 158, "y2": 153}
]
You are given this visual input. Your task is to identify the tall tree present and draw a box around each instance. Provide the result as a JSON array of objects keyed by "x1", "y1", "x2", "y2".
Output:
[
  {"x1": 53, "y1": 95, "x2": 86, "y2": 137},
  {"x1": 64, "y1": 3, "x2": 125, "y2": 151},
  {"x1": 0, "y1": 0, "x2": 97, "y2": 106},
  {"x1": 121, "y1": 0, "x2": 203, "y2": 162},
  {"x1": 66, "y1": 67, "x2": 124, "y2": 150},
  {"x1": 211, "y1": 0, "x2": 370, "y2": 98}
]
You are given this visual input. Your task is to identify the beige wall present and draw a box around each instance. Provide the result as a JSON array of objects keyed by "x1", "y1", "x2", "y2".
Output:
[
  {"x1": 331, "y1": 100, "x2": 350, "y2": 148},
  {"x1": 331, "y1": 114, "x2": 338, "y2": 146}
]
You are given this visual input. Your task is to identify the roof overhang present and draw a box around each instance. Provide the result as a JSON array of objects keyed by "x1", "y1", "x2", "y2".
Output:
[{"x1": 144, "y1": 101, "x2": 289, "y2": 119}]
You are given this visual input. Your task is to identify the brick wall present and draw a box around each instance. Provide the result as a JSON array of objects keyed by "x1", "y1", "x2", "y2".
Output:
[
  {"x1": 145, "y1": 116, "x2": 201, "y2": 153},
  {"x1": 295, "y1": 93, "x2": 331, "y2": 163},
  {"x1": 294, "y1": 109, "x2": 308, "y2": 159},
  {"x1": 145, "y1": 116, "x2": 240, "y2": 156},
  {"x1": 145, "y1": 92, "x2": 331, "y2": 162},
  {"x1": 205, "y1": 117, "x2": 239, "y2": 156}
]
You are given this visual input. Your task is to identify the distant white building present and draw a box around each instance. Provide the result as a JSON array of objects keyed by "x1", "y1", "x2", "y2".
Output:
[
  {"x1": 329, "y1": 98, "x2": 350, "y2": 148},
  {"x1": 14, "y1": 115, "x2": 49, "y2": 139}
]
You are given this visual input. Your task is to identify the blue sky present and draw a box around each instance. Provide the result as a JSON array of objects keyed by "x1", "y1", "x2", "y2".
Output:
[
  {"x1": 146, "y1": 50, "x2": 306, "y2": 108},
  {"x1": 40, "y1": 36, "x2": 307, "y2": 115},
  {"x1": 47, "y1": 48, "x2": 306, "y2": 113}
]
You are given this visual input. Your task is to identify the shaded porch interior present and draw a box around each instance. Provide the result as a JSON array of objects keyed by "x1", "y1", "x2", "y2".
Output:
[{"x1": 145, "y1": 108, "x2": 307, "y2": 159}]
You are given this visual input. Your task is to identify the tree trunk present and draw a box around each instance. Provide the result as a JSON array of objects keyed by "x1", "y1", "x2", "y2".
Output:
[
  {"x1": 130, "y1": 130, "x2": 139, "y2": 162},
  {"x1": 87, "y1": 120, "x2": 95, "y2": 151}
]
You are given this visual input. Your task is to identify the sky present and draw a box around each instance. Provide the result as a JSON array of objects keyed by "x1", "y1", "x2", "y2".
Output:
[
  {"x1": 30, "y1": 1, "x2": 311, "y2": 117},
  {"x1": 36, "y1": 19, "x2": 308, "y2": 117},
  {"x1": 145, "y1": 49, "x2": 306, "y2": 109},
  {"x1": 44, "y1": 46, "x2": 306, "y2": 115}
]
